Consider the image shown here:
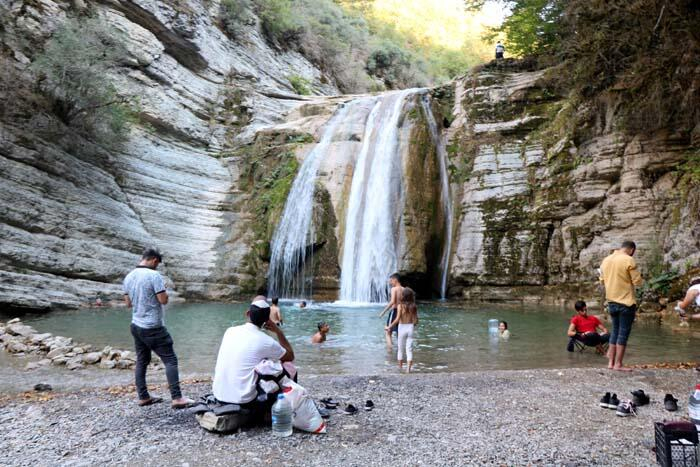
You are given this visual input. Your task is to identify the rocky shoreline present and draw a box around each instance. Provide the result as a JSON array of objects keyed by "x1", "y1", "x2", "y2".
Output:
[
  {"x1": 0, "y1": 318, "x2": 162, "y2": 372},
  {"x1": 1, "y1": 368, "x2": 697, "y2": 466}
]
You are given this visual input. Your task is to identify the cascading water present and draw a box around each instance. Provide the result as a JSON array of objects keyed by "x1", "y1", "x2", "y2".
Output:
[
  {"x1": 267, "y1": 102, "x2": 357, "y2": 298},
  {"x1": 420, "y1": 95, "x2": 454, "y2": 299},
  {"x1": 338, "y1": 89, "x2": 416, "y2": 303}
]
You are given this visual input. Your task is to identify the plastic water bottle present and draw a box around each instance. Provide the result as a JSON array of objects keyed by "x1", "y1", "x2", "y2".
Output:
[
  {"x1": 689, "y1": 384, "x2": 700, "y2": 432},
  {"x1": 488, "y1": 319, "x2": 499, "y2": 336},
  {"x1": 272, "y1": 394, "x2": 293, "y2": 437}
]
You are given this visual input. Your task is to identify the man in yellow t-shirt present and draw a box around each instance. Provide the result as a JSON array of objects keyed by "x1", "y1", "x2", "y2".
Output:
[{"x1": 599, "y1": 240, "x2": 643, "y2": 372}]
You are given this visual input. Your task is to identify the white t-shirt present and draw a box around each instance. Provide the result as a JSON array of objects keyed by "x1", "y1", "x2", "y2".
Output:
[
  {"x1": 690, "y1": 284, "x2": 700, "y2": 306},
  {"x1": 212, "y1": 323, "x2": 286, "y2": 404}
]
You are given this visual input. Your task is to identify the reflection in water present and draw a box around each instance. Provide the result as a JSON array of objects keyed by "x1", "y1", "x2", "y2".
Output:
[{"x1": 3, "y1": 302, "x2": 698, "y2": 376}]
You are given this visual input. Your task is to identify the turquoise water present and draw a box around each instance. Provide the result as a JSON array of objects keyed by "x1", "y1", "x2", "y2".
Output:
[{"x1": 4, "y1": 301, "x2": 698, "y2": 375}]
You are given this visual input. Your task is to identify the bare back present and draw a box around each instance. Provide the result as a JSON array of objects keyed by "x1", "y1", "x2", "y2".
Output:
[
  {"x1": 397, "y1": 303, "x2": 418, "y2": 324},
  {"x1": 390, "y1": 285, "x2": 403, "y2": 308}
]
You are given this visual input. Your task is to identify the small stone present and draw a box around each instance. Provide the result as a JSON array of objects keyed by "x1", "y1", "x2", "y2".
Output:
[
  {"x1": 25, "y1": 362, "x2": 40, "y2": 371},
  {"x1": 6, "y1": 323, "x2": 37, "y2": 337},
  {"x1": 116, "y1": 360, "x2": 134, "y2": 370},
  {"x1": 387, "y1": 434, "x2": 397, "y2": 442},
  {"x1": 99, "y1": 359, "x2": 116, "y2": 369},
  {"x1": 120, "y1": 350, "x2": 136, "y2": 361},
  {"x1": 83, "y1": 352, "x2": 101, "y2": 364},
  {"x1": 47, "y1": 347, "x2": 71, "y2": 359},
  {"x1": 52, "y1": 357, "x2": 68, "y2": 366},
  {"x1": 343, "y1": 424, "x2": 360, "y2": 430},
  {"x1": 37, "y1": 359, "x2": 51, "y2": 366},
  {"x1": 66, "y1": 360, "x2": 84, "y2": 371},
  {"x1": 30, "y1": 333, "x2": 52, "y2": 344},
  {"x1": 7, "y1": 341, "x2": 28, "y2": 353},
  {"x1": 7, "y1": 318, "x2": 20, "y2": 324},
  {"x1": 72, "y1": 347, "x2": 85, "y2": 354},
  {"x1": 102, "y1": 346, "x2": 112, "y2": 356},
  {"x1": 34, "y1": 383, "x2": 52, "y2": 392}
]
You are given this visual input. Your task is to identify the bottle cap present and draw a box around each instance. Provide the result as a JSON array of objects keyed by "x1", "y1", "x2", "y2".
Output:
[{"x1": 277, "y1": 394, "x2": 285, "y2": 400}]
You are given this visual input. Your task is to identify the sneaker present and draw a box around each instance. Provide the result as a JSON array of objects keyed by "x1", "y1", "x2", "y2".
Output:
[
  {"x1": 342, "y1": 404, "x2": 358, "y2": 415},
  {"x1": 631, "y1": 389, "x2": 650, "y2": 406},
  {"x1": 616, "y1": 399, "x2": 637, "y2": 417},
  {"x1": 599, "y1": 392, "x2": 611, "y2": 408},
  {"x1": 364, "y1": 400, "x2": 374, "y2": 411},
  {"x1": 316, "y1": 405, "x2": 331, "y2": 419},
  {"x1": 664, "y1": 394, "x2": 679, "y2": 412},
  {"x1": 608, "y1": 393, "x2": 620, "y2": 409},
  {"x1": 320, "y1": 398, "x2": 339, "y2": 409}
]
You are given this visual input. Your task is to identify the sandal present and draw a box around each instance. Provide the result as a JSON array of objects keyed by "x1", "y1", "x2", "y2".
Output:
[
  {"x1": 138, "y1": 396, "x2": 163, "y2": 407},
  {"x1": 171, "y1": 397, "x2": 195, "y2": 410}
]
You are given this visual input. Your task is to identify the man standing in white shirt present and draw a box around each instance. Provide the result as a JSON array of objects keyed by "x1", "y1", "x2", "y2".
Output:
[{"x1": 213, "y1": 298, "x2": 295, "y2": 419}]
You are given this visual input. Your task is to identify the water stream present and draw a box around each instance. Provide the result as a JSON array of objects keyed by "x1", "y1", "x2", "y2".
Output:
[
  {"x1": 339, "y1": 89, "x2": 417, "y2": 303},
  {"x1": 421, "y1": 95, "x2": 454, "y2": 299}
]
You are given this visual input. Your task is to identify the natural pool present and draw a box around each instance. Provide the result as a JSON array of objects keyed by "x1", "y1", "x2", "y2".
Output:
[{"x1": 3, "y1": 301, "x2": 698, "y2": 377}]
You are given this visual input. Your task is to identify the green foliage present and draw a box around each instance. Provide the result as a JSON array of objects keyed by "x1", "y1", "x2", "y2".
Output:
[
  {"x1": 367, "y1": 40, "x2": 422, "y2": 88},
  {"x1": 220, "y1": 0, "x2": 255, "y2": 37},
  {"x1": 255, "y1": 0, "x2": 304, "y2": 45},
  {"x1": 637, "y1": 240, "x2": 680, "y2": 301},
  {"x1": 287, "y1": 74, "x2": 312, "y2": 95},
  {"x1": 31, "y1": 16, "x2": 138, "y2": 146},
  {"x1": 484, "y1": 0, "x2": 563, "y2": 57}
]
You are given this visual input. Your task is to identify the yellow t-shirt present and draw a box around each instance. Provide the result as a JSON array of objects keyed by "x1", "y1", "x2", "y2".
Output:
[{"x1": 599, "y1": 250, "x2": 643, "y2": 307}]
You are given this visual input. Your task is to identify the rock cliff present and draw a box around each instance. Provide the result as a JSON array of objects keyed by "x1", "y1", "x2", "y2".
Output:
[{"x1": 0, "y1": 0, "x2": 336, "y2": 310}]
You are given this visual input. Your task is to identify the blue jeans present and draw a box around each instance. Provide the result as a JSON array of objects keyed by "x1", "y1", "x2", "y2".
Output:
[{"x1": 608, "y1": 302, "x2": 636, "y2": 346}]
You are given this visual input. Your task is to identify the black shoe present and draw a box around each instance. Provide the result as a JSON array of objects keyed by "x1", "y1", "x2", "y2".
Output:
[
  {"x1": 599, "y1": 392, "x2": 611, "y2": 408},
  {"x1": 567, "y1": 338, "x2": 576, "y2": 352},
  {"x1": 664, "y1": 394, "x2": 679, "y2": 412},
  {"x1": 616, "y1": 399, "x2": 637, "y2": 417},
  {"x1": 342, "y1": 404, "x2": 358, "y2": 415},
  {"x1": 320, "y1": 398, "x2": 339, "y2": 409},
  {"x1": 316, "y1": 405, "x2": 331, "y2": 419},
  {"x1": 364, "y1": 400, "x2": 374, "y2": 411},
  {"x1": 631, "y1": 389, "x2": 650, "y2": 406},
  {"x1": 609, "y1": 393, "x2": 620, "y2": 409}
]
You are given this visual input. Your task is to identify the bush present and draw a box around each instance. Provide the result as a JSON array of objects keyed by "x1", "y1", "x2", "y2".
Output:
[
  {"x1": 220, "y1": 0, "x2": 255, "y2": 37},
  {"x1": 367, "y1": 40, "x2": 427, "y2": 89},
  {"x1": 31, "y1": 16, "x2": 138, "y2": 146},
  {"x1": 255, "y1": 0, "x2": 304, "y2": 45},
  {"x1": 288, "y1": 74, "x2": 312, "y2": 95}
]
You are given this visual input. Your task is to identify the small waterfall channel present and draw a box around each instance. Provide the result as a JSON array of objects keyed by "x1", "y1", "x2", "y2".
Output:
[
  {"x1": 267, "y1": 101, "x2": 360, "y2": 298},
  {"x1": 267, "y1": 88, "x2": 453, "y2": 302},
  {"x1": 420, "y1": 95, "x2": 454, "y2": 299}
]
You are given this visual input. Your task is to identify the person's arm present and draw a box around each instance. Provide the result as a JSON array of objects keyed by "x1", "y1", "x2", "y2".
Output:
[
  {"x1": 153, "y1": 273, "x2": 168, "y2": 304},
  {"x1": 597, "y1": 323, "x2": 608, "y2": 334},
  {"x1": 679, "y1": 289, "x2": 699, "y2": 311},
  {"x1": 266, "y1": 321, "x2": 294, "y2": 362},
  {"x1": 124, "y1": 295, "x2": 132, "y2": 308},
  {"x1": 567, "y1": 322, "x2": 578, "y2": 337},
  {"x1": 379, "y1": 291, "x2": 397, "y2": 317},
  {"x1": 386, "y1": 306, "x2": 403, "y2": 330},
  {"x1": 628, "y1": 260, "x2": 643, "y2": 286}
]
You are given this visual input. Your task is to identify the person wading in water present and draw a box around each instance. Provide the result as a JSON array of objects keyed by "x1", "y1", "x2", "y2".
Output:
[{"x1": 379, "y1": 273, "x2": 403, "y2": 347}]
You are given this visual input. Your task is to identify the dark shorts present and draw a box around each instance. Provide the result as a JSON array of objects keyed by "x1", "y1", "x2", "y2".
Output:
[
  {"x1": 386, "y1": 309, "x2": 398, "y2": 334},
  {"x1": 608, "y1": 302, "x2": 636, "y2": 345},
  {"x1": 578, "y1": 332, "x2": 610, "y2": 347},
  {"x1": 495, "y1": 52, "x2": 504, "y2": 59}
]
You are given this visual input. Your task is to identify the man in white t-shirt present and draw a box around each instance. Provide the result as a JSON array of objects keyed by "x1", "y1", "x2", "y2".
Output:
[
  {"x1": 213, "y1": 298, "x2": 295, "y2": 411},
  {"x1": 676, "y1": 276, "x2": 700, "y2": 320}
]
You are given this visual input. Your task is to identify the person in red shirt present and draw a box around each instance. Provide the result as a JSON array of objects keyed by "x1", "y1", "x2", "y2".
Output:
[{"x1": 567, "y1": 301, "x2": 610, "y2": 354}]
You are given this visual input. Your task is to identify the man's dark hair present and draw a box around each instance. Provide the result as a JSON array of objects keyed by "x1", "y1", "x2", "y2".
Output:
[
  {"x1": 249, "y1": 305, "x2": 270, "y2": 327},
  {"x1": 574, "y1": 300, "x2": 587, "y2": 311},
  {"x1": 271, "y1": 297, "x2": 279, "y2": 305},
  {"x1": 621, "y1": 240, "x2": 636, "y2": 250},
  {"x1": 141, "y1": 247, "x2": 162, "y2": 262},
  {"x1": 317, "y1": 321, "x2": 327, "y2": 331},
  {"x1": 389, "y1": 272, "x2": 401, "y2": 283}
]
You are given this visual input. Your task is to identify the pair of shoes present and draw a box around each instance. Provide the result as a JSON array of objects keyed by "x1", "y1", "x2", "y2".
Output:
[
  {"x1": 320, "y1": 398, "x2": 339, "y2": 409},
  {"x1": 599, "y1": 392, "x2": 620, "y2": 409},
  {"x1": 664, "y1": 394, "x2": 679, "y2": 412},
  {"x1": 342, "y1": 400, "x2": 374, "y2": 415},
  {"x1": 631, "y1": 389, "x2": 650, "y2": 406},
  {"x1": 616, "y1": 399, "x2": 637, "y2": 417}
]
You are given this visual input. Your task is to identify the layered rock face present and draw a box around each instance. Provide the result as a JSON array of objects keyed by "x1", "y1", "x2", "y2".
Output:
[
  {"x1": 0, "y1": 0, "x2": 337, "y2": 310},
  {"x1": 445, "y1": 66, "x2": 700, "y2": 303}
]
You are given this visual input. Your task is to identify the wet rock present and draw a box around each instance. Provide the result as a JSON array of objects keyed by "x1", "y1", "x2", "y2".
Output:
[
  {"x1": 7, "y1": 341, "x2": 28, "y2": 353},
  {"x1": 30, "y1": 333, "x2": 53, "y2": 344},
  {"x1": 116, "y1": 360, "x2": 134, "y2": 370},
  {"x1": 6, "y1": 323, "x2": 37, "y2": 337},
  {"x1": 47, "y1": 347, "x2": 71, "y2": 359},
  {"x1": 66, "y1": 357, "x2": 85, "y2": 370},
  {"x1": 83, "y1": 352, "x2": 102, "y2": 364},
  {"x1": 33, "y1": 383, "x2": 52, "y2": 392},
  {"x1": 99, "y1": 359, "x2": 116, "y2": 369},
  {"x1": 72, "y1": 347, "x2": 85, "y2": 355}
]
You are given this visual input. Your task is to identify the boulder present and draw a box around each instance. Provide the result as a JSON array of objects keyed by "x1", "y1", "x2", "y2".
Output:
[
  {"x1": 6, "y1": 323, "x2": 37, "y2": 337},
  {"x1": 66, "y1": 357, "x2": 84, "y2": 370},
  {"x1": 46, "y1": 347, "x2": 71, "y2": 359},
  {"x1": 51, "y1": 356, "x2": 68, "y2": 365},
  {"x1": 72, "y1": 347, "x2": 85, "y2": 354},
  {"x1": 7, "y1": 318, "x2": 20, "y2": 324},
  {"x1": 120, "y1": 350, "x2": 136, "y2": 361},
  {"x1": 116, "y1": 360, "x2": 134, "y2": 370},
  {"x1": 30, "y1": 333, "x2": 52, "y2": 344},
  {"x1": 50, "y1": 336, "x2": 73, "y2": 349},
  {"x1": 98, "y1": 359, "x2": 116, "y2": 369},
  {"x1": 6, "y1": 341, "x2": 28, "y2": 353},
  {"x1": 82, "y1": 352, "x2": 102, "y2": 364}
]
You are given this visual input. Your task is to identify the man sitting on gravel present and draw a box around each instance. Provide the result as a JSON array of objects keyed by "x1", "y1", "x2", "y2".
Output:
[
  {"x1": 567, "y1": 300, "x2": 610, "y2": 354},
  {"x1": 212, "y1": 297, "x2": 295, "y2": 422},
  {"x1": 123, "y1": 247, "x2": 193, "y2": 409}
]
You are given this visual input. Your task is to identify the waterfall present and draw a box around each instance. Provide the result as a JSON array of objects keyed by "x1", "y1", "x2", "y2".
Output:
[
  {"x1": 338, "y1": 90, "x2": 416, "y2": 303},
  {"x1": 267, "y1": 101, "x2": 357, "y2": 298},
  {"x1": 421, "y1": 95, "x2": 454, "y2": 299}
]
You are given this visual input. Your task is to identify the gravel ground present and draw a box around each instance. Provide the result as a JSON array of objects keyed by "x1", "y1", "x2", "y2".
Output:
[{"x1": 1, "y1": 368, "x2": 698, "y2": 466}]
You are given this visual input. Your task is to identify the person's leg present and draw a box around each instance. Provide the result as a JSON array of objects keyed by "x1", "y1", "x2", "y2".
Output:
[
  {"x1": 397, "y1": 324, "x2": 406, "y2": 369},
  {"x1": 405, "y1": 325, "x2": 414, "y2": 373},
  {"x1": 607, "y1": 304, "x2": 621, "y2": 369},
  {"x1": 613, "y1": 306, "x2": 636, "y2": 371},
  {"x1": 147, "y1": 327, "x2": 184, "y2": 400},
  {"x1": 131, "y1": 324, "x2": 152, "y2": 401},
  {"x1": 385, "y1": 309, "x2": 395, "y2": 347}
]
